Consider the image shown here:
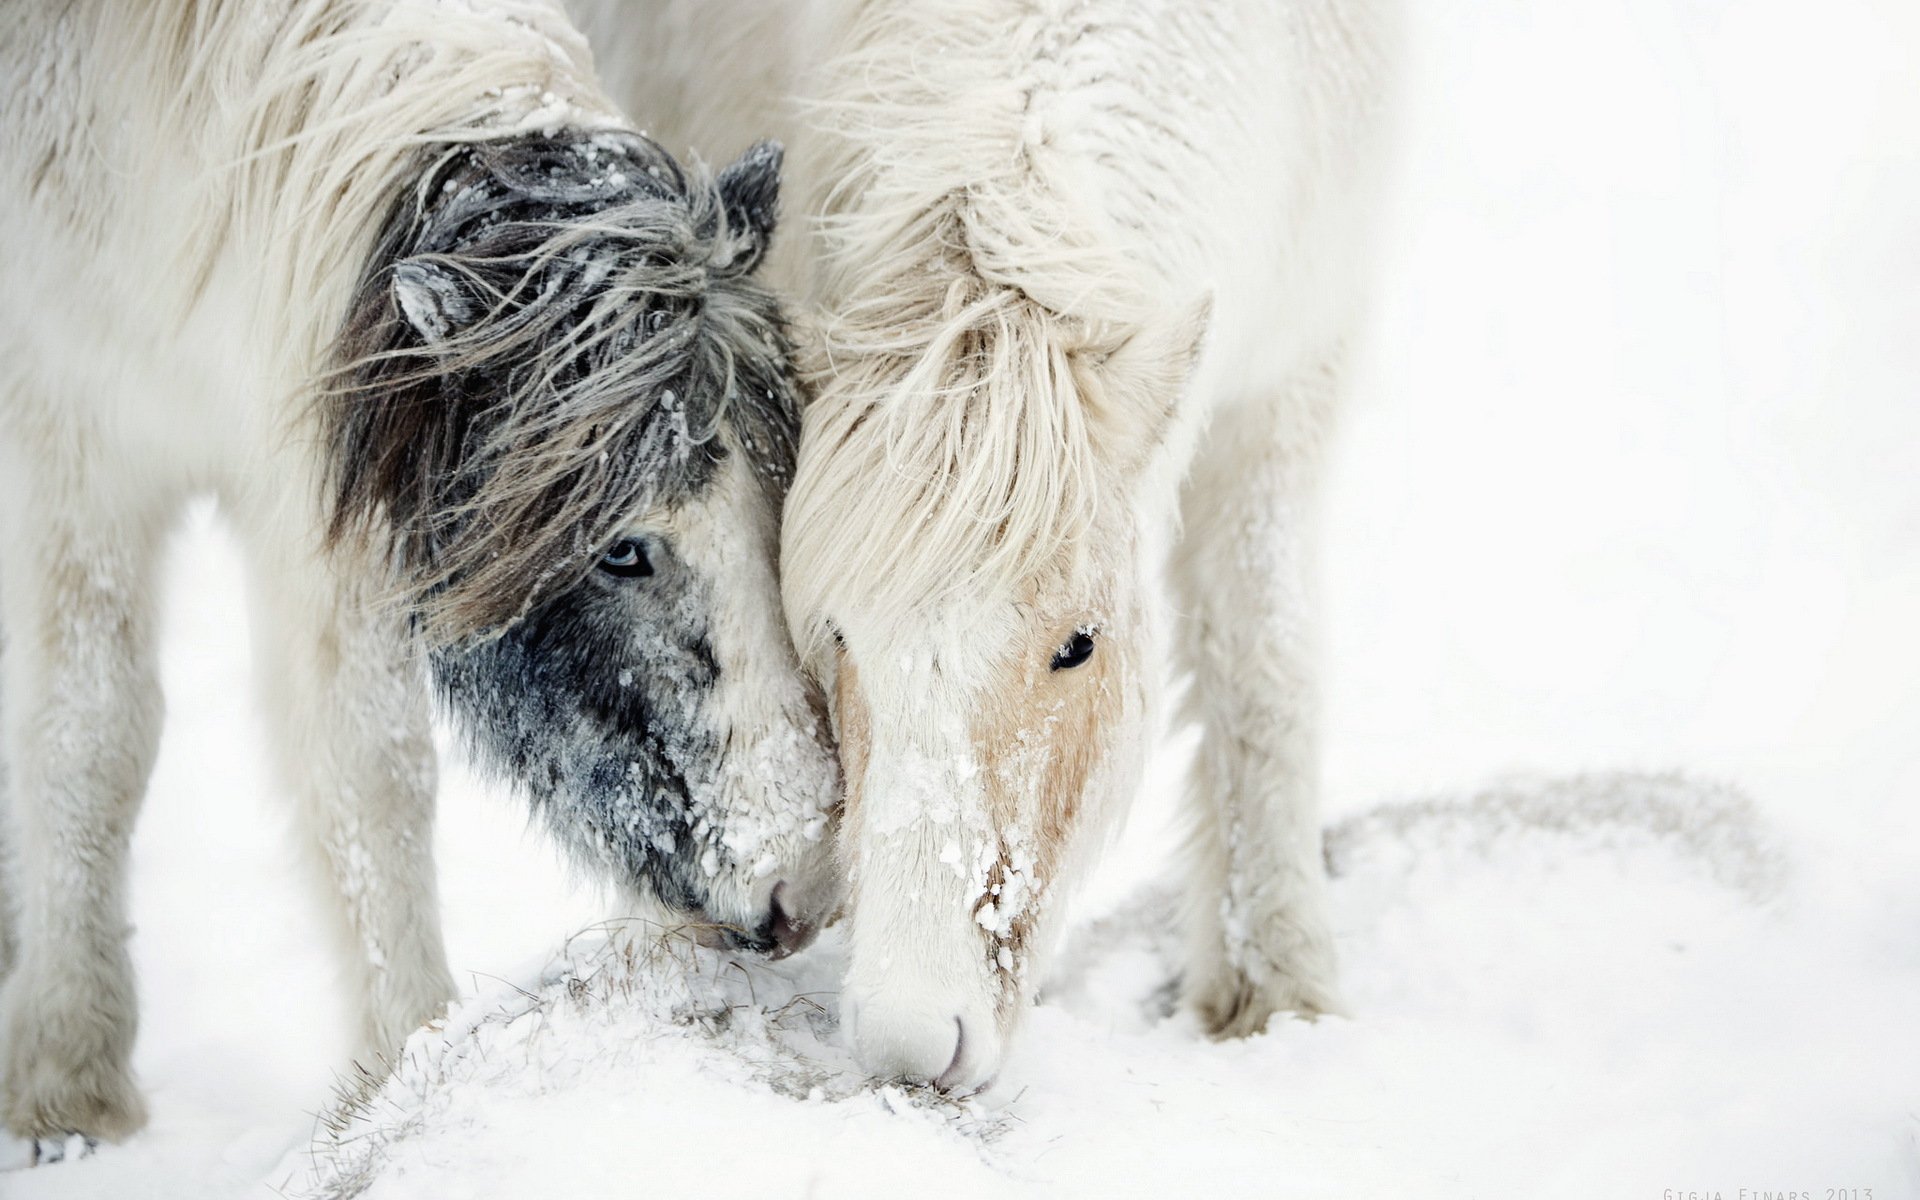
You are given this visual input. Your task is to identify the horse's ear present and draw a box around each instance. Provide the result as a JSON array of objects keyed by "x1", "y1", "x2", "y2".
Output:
[
  {"x1": 1077, "y1": 293, "x2": 1212, "y2": 471},
  {"x1": 715, "y1": 140, "x2": 782, "y2": 273},
  {"x1": 391, "y1": 258, "x2": 477, "y2": 344}
]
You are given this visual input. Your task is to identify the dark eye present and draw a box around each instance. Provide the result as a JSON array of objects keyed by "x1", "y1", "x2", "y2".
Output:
[
  {"x1": 599, "y1": 538, "x2": 652, "y2": 578},
  {"x1": 1050, "y1": 629, "x2": 1096, "y2": 671}
]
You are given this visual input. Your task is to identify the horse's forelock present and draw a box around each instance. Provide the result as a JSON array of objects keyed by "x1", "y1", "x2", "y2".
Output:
[
  {"x1": 323, "y1": 130, "x2": 798, "y2": 644},
  {"x1": 782, "y1": 297, "x2": 1094, "y2": 653}
]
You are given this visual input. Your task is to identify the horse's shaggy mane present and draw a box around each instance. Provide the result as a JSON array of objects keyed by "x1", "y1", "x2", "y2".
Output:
[
  {"x1": 780, "y1": 0, "x2": 1202, "y2": 649},
  {"x1": 56, "y1": 3, "x2": 797, "y2": 642},
  {"x1": 326, "y1": 132, "x2": 796, "y2": 643}
]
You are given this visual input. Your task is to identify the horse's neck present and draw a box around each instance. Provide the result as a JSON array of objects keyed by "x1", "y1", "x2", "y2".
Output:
[
  {"x1": 567, "y1": 0, "x2": 816, "y2": 158},
  {"x1": 800, "y1": 0, "x2": 1390, "y2": 324},
  {"x1": 813, "y1": 1, "x2": 1270, "y2": 266}
]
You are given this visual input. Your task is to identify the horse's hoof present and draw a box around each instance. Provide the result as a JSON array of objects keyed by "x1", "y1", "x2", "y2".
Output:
[
  {"x1": 1, "y1": 1019, "x2": 149, "y2": 1150},
  {"x1": 30, "y1": 1133, "x2": 98, "y2": 1167},
  {"x1": 1189, "y1": 956, "x2": 1346, "y2": 1039}
]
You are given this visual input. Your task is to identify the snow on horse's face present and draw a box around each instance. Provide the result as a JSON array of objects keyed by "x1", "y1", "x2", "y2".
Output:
[
  {"x1": 819, "y1": 527, "x2": 1155, "y2": 1089},
  {"x1": 785, "y1": 303, "x2": 1203, "y2": 1087},
  {"x1": 328, "y1": 132, "x2": 839, "y2": 953}
]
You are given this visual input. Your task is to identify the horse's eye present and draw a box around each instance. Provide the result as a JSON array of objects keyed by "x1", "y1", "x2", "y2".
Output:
[
  {"x1": 1050, "y1": 629, "x2": 1096, "y2": 671},
  {"x1": 599, "y1": 538, "x2": 652, "y2": 578}
]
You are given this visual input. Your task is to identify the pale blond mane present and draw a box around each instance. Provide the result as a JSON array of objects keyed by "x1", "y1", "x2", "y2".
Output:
[{"x1": 780, "y1": 0, "x2": 1190, "y2": 652}]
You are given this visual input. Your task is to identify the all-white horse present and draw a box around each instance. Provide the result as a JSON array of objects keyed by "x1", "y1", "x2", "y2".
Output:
[
  {"x1": 0, "y1": 0, "x2": 840, "y2": 1153},
  {"x1": 578, "y1": 0, "x2": 1397, "y2": 1088}
]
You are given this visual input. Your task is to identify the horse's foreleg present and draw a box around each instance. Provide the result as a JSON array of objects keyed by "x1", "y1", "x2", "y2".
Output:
[
  {"x1": 238, "y1": 517, "x2": 455, "y2": 1076},
  {"x1": 1171, "y1": 356, "x2": 1347, "y2": 1037},
  {"x1": 0, "y1": 613, "x2": 12, "y2": 983},
  {"x1": 0, "y1": 461, "x2": 167, "y2": 1143}
]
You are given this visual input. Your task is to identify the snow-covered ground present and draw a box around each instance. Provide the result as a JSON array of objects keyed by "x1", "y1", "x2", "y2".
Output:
[
  {"x1": 285, "y1": 773, "x2": 1917, "y2": 1199},
  {"x1": 9, "y1": 0, "x2": 1919, "y2": 1196}
]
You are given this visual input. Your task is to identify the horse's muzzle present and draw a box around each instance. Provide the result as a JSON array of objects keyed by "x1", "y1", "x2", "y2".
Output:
[{"x1": 706, "y1": 879, "x2": 818, "y2": 959}]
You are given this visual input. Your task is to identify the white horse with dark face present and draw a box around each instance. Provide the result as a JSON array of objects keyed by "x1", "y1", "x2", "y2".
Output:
[
  {"x1": 577, "y1": 0, "x2": 1397, "y2": 1089},
  {"x1": 0, "y1": 0, "x2": 839, "y2": 1155}
]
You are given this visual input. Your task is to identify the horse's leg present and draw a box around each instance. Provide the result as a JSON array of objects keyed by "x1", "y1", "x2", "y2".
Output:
[
  {"x1": 233, "y1": 501, "x2": 454, "y2": 1073},
  {"x1": 1171, "y1": 352, "x2": 1346, "y2": 1036},
  {"x1": 0, "y1": 611, "x2": 12, "y2": 983},
  {"x1": 0, "y1": 451, "x2": 169, "y2": 1144}
]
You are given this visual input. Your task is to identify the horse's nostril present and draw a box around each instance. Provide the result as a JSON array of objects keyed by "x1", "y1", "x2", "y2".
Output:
[
  {"x1": 849, "y1": 1002, "x2": 967, "y2": 1086},
  {"x1": 764, "y1": 880, "x2": 815, "y2": 959},
  {"x1": 718, "y1": 881, "x2": 817, "y2": 958},
  {"x1": 933, "y1": 1016, "x2": 967, "y2": 1092}
]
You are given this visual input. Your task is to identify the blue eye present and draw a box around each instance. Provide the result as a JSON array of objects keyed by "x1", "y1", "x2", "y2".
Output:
[
  {"x1": 599, "y1": 538, "x2": 652, "y2": 578},
  {"x1": 1050, "y1": 629, "x2": 1096, "y2": 671}
]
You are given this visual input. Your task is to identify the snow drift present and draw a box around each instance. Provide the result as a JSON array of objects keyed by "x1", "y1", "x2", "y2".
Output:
[{"x1": 292, "y1": 772, "x2": 1918, "y2": 1200}]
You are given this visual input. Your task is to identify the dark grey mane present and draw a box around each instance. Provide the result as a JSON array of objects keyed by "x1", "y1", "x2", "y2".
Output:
[{"x1": 324, "y1": 129, "x2": 798, "y2": 642}]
